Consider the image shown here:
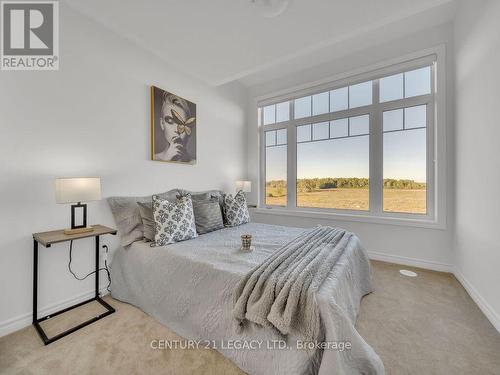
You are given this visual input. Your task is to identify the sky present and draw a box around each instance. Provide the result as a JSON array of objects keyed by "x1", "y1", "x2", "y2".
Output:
[{"x1": 266, "y1": 128, "x2": 426, "y2": 183}]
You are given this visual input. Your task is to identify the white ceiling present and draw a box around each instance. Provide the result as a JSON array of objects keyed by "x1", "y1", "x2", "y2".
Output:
[{"x1": 64, "y1": 0, "x2": 455, "y2": 86}]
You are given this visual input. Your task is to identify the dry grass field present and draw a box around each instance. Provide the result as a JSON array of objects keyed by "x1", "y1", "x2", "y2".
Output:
[
  {"x1": 265, "y1": 187, "x2": 426, "y2": 214},
  {"x1": 383, "y1": 188, "x2": 426, "y2": 214}
]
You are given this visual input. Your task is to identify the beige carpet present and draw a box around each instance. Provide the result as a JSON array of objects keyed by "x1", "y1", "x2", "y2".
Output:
[{"x1": 1, "y1": 261, "x2": 499, "y2": 375}]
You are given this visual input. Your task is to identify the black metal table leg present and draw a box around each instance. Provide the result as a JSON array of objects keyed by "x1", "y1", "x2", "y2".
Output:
[
  {"x1": 95, "y1": 235, "x2": 99, "y2": 298},
  {"x1": 33, "y1": 239, "x2": 49, "y2": 343},
  {"x1": 33, "y1": 239, "x2": 38, "y2": 324}
]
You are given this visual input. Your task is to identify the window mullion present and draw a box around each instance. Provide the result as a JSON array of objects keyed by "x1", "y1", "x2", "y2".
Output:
[
  {"x1": 287, "y1": 100, "x2": 297, "y2": 210},
  {"x1": 259, "y1": 108, "x2": 265, "y2": 207},
  {"x1": 427, "y1": 62, "x2": 437, "y2": 220},
  {"x1": 370, "y1": 79, "x2": 383, "y2": 216}
]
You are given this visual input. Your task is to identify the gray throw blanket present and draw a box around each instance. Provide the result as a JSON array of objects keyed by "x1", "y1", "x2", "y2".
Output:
[{"x1": 233, "y1": 226, "x2": 352, "y2": 341}]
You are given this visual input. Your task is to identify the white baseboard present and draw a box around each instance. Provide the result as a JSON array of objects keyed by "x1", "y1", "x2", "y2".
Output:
[
  {"x1": 453, "y1": 268, "x2": 500, "y2": 333},
  {"x1": 0, "y1": 287, "x2": 109, "y2": 338},
  {"x1": 368, "y1": 250, "x2": 453, "y2": 273}
]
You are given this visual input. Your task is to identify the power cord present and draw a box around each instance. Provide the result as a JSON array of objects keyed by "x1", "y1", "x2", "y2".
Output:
[{"x1": 68, "y1": 240, "x2": 112, "y2": 294}]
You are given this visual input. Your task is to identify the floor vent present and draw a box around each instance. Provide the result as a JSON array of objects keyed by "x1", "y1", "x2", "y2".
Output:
[{"x1": 399, "y1": 269, "x2": 418, "y2": 277}]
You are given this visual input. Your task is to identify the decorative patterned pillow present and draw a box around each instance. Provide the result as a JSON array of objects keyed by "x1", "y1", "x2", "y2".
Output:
[
  {"x1": 223, "y1": 190, "x2": 250, "y2": 227},
  {"x1": 152, "y1": 195, "x2": 197, "y2": 246}
]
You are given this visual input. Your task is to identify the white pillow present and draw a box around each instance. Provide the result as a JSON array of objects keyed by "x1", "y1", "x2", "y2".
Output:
[
  {"x1": 223, "y1": 190, "x2": 250, "y2": 227},
  {"x1": 152, "y1": 195, "x2": 197, "y2": 246}
]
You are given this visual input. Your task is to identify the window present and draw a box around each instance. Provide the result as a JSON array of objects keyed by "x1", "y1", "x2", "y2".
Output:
[
  {"x1": 294, "y1": 80, "x2": 373, "y2": 120},
  {"x1": 294, "y1": 96, "x2": 311, "y2": 119},
  {"x1": 312, "y1": 92, "x2": 329, "y2": 116},
  {"x1": 383, "y1": 105, "x2": 427, "y2": 214},
  {"x1": 330, "y1": 87, "x2": 348, "y2": 112},
  {"x1": 297, "y1": 116, "x2": 369, "y2": 210},
  {"x1": 380, "y1": 66, "x2": 431, "y2": 103},
  {"x1": 276, "y1": 102, "x2": 290, "y2": 122},
  {"x1": 349, "y1": 81, "x2": 372, "y2": 108},
  {"x1": 265, "y1": 128, "x2": 287, "y2": 206},
  {"x1": 263, "y1": 101, "x2": 290, "y2": 125},
  {"x1": 259, "y1": 55, "x2": 437, "y2": 222}
]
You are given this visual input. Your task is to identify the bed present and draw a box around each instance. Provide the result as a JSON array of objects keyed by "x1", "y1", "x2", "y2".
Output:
[{"x1": 110, "y1": 222, "x2": 384, "y2": 375}]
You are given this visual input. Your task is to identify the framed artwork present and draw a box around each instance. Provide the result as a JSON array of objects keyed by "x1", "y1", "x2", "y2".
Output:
[{"x1": 150, "y1": 85, "x2": 197, "y2": 163}]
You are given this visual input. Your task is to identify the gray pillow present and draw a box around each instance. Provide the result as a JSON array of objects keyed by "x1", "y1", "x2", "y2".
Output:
[
  {"x1": 136, "y1": 202, "x2": 154, "y2": 242},
  {"x1": 179, "y1": 189, "x2": 225, "y2": 223},
  {"x1": 178, "y1": 189, "x2": 221, "y2": 202},
  {"x1": 192, "y1": 198, "x2": 224, "y2": 234},
  {"x1": 107, "y1": 189, "x2": 180, "y2": 246}
]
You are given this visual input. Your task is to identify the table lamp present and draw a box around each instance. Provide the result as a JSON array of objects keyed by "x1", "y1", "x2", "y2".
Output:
[
  {"x1": 235, "y1": 180, "x2": 252, "y2": 194},
  {"x1": 55, "y1": 177, "x2": 101, "y2": 235}
]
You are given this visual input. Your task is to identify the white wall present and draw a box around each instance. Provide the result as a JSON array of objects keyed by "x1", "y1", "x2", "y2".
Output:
[
  {"x1": 0, "y1": 4, "x2": 247, "y2": 335},
  {"x1": 453, "y1": 0, "x2": 500, "y2": 332},
  {"x1": 246, "y1": 23, "x2": 455, "y2": 269}
]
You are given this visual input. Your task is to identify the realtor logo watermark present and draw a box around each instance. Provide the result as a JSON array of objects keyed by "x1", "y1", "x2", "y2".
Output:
[{"x1": 0, "y1": 0, "x2": 59, "y2": 70}]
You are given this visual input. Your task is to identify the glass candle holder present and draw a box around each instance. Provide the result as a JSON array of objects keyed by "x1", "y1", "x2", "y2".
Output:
[{"x1": 241, "y1": 234, "x2": 252, "y2": 250}]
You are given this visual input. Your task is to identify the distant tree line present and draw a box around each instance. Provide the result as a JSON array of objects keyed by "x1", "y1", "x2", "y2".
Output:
[
  {"x1": 266, "y1": 178, "x2": 425, "y2": 196},
  {"x1": 382, "y1": 179, "x2": 426, "y2": 190}
]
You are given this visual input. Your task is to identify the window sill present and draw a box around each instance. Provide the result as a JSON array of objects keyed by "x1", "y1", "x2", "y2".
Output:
[{"x1": 249, "y1": 207, "x2": 446, "y2": 230}]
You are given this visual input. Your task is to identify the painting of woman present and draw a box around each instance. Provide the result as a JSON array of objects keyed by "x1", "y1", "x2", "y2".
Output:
[{"x1": 151, "y1": 86, "x2": 196, "y2": 163}]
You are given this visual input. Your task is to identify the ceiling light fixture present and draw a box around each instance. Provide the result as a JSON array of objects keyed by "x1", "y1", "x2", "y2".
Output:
[{"x1": 251, "y1": 0, "x2": 290, "y2": 18}]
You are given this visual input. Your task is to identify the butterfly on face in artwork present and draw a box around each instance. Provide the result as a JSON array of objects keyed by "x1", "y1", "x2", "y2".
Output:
[{"x1": 171, "y1": 108, "x2": 196, "y2": 136}]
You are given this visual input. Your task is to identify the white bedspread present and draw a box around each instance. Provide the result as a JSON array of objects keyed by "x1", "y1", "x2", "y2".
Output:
[{"x1": 110, "y1": 223, "x2": 384, "y2": 375}]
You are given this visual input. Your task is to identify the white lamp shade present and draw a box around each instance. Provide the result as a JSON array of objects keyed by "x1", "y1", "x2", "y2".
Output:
[
  {"x1": 55, "y1": 177, "x2": 101, "y2": 204},
  {"x1": 235, "y1": 180, "x2": 252, "y2": 193}
]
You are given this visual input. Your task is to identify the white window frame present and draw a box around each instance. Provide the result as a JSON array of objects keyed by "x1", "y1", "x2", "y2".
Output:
[{"x1": 257, "y1": 46, "x2": 447, "y2": 229}]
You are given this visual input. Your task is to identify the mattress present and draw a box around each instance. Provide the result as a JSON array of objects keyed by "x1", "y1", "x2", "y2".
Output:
[{"x1": 110, "y1": 222, "x2": 383, "y2": 375}]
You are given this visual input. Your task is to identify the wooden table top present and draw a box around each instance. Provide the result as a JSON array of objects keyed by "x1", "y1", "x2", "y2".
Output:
[{"x1": 33, "y1": 224, "x2": 117, "y2": 247}]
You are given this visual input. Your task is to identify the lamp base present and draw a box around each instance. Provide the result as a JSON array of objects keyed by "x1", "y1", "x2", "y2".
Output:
[{"x1": 64, "y1": 226, "x2": 94, "y2": 235}]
